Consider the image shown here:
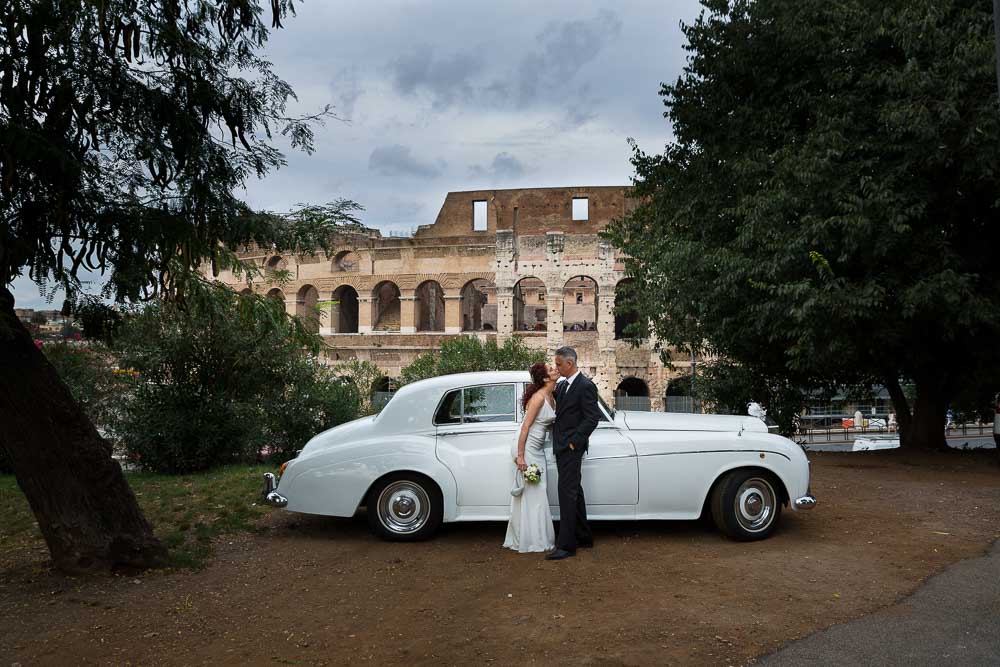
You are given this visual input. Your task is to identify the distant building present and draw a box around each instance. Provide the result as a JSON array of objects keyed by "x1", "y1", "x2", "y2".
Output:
[{"x1": 213, "y1": 187, "x2": 694, "y2": 410}]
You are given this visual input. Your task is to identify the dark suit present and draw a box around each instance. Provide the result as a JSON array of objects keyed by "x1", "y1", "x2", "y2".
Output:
[{"x1": 552, "y1": 373, "x2": 600, "y2": 551}]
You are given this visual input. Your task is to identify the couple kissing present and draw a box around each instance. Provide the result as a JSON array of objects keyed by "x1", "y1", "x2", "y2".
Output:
[{"x1": 503, "y1": 346, "x2": 601, "y2": 560}]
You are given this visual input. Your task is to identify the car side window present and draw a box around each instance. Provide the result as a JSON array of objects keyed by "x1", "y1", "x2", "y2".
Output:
[
  {"x1": 462, "y1": 384, "x2": 515, "y2": 423},
  {"x1": 435, "y1": 389, "x2": 462, "y2": 425}
]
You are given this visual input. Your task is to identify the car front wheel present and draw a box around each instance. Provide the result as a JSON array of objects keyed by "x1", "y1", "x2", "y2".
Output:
[
  {"x1": 710, "y1": 470, "x2": 782, "y2": 541},
  {"x1": 366, "y1": 473, "x2": 443, "y2": 541}
]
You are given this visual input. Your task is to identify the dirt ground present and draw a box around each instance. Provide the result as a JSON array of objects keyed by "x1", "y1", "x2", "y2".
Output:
[{"x1": 1, "y1": 450, "x2": 998, "y2": 666}]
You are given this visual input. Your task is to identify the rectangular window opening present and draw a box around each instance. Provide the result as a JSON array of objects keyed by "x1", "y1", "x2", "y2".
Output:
[
  {"x1": 572, "y1": 197, "x2": 589, "y2": 221},
  {"x1": 473, "y1": 200, "x2": 488, "y2": 231}
]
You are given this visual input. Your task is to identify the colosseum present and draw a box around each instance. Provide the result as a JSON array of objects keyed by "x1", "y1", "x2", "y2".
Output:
[{"x1": 221, "y1": 186, "x2": 693, "y2": 410}]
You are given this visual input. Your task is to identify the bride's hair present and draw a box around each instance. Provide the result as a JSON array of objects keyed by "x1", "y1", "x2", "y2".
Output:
[{"x1": 521, "y1": 361, "x2": 549, "y2": 410}]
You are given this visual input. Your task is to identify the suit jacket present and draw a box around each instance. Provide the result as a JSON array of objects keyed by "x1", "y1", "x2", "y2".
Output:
[{"x1": 552, "y1": 373, "x2": 601, "y2": 455}]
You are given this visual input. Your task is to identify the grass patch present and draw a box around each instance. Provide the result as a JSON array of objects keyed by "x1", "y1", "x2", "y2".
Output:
[{"x1": 0, "y1": 464, "x2": 273, "y2": 570}]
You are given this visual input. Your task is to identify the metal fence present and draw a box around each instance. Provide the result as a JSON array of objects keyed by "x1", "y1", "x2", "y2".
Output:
[
  {"x1": 615, "y1": 395, "x2": 652, "y2": 412},
  {"x1": 665, "y1": 396, "x2": 701, "y2": 413}
]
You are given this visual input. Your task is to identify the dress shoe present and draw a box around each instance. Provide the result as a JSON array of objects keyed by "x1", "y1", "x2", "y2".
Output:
[{"x1": 545, "y1": 548, "x2": 576, "y2": 560}]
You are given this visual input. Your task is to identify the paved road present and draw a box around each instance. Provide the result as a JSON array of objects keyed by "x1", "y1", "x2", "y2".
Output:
[{"x1": 760, "y1": 539, "x2": 1000, "y2": 666}]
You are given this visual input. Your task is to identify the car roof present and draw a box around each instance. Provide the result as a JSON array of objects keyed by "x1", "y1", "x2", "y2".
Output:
[{"x1": 375, "y1": 371, "x2": 532, "y2": 432}]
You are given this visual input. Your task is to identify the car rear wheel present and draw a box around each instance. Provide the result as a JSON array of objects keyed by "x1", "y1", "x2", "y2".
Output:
[
  {"x1": 366, "y1": 473, "x2": 442, "y2": 542},
  {"x1": 710, "y1": 469, "x2": 782, "y2": 541}
]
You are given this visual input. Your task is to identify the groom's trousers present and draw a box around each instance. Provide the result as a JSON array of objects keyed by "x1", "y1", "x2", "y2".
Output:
[{"x1": 555, "y1": 447, "x2": 592, "y2": 551}]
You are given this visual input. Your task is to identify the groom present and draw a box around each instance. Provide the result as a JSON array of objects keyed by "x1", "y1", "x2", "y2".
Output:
[{"x1": 547, "y1": 346, "x2": 599, "y2": 560}]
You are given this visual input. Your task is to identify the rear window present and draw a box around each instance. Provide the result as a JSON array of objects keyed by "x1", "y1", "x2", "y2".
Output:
[{"x1": 434, "y1": 384, "x2": 516, "y2": 425}]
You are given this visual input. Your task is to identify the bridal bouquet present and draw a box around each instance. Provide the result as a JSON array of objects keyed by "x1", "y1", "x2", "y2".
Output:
[{"x1": 523, "y1": 463, "x2": 542, "y2": 484}]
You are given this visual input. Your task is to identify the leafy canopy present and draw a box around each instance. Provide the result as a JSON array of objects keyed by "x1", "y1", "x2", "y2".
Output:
[
  {"x1": 604, "y1": 0, "x2": 1000, "y2": 415},
  {"x1": 400, "y1": 336, "x2": 547, "y2": 386},
  {"x1": 0, "y1": 0, "x2": 361, "y2": 304}
]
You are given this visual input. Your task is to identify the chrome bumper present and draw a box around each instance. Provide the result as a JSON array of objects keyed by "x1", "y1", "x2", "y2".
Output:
[
  {"x1": 793, "y1": 494, "x2": 817, "y2": 510},
  {"x1": 262, "y1": 472, "x2": 288, "y2": 508}
]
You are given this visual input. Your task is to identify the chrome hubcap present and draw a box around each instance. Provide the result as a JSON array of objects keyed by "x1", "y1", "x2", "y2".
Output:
[
  {"x1": 377, "y1": 481, "x2": 430, "y2": 534},
  {"x1": 734, "y1": 477, "x2": 776, "y2": 533}
]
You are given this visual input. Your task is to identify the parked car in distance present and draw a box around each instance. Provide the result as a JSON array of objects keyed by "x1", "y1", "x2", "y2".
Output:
[{"x1": 262, "y1": 372, "x2": 816, "y2": 542}]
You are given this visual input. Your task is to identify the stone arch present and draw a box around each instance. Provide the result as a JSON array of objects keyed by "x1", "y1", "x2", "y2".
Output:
[
  {"x1": 372, "y1": 281, "x2": 401, "y2": 331},
  {"x1": 460, "y1": 278, "x2": 496, "y2": 332},
  {"x1": 513, "y1": 277, "x2": 547, "y2": 331},
  {"x1": 331, "y1": 284, "x2": 359, "y2": 334},
  {"x1": 264, "y1": 255, "x2": 287, "y2": 279},
  {"x1": 415, "y1": 280, "x2": 446, "y2": 332},
  {"x1": 239, "y1": 287, "x2": 253, "y2": 296},
  {"x1": 615, "y1": 376, "x2": 651, "y2": 411},
  {"x1": 296, "y1": 284, "x2": 319, "y2": 333},
  {"x1": 563, "y1": 275, "x2": 598, "y2": 331},
  {"x1": 614, "y1": 278, "x2": 642, "y2": 340},
  {"x1": 332, "y1": 250, "x2": 360, "y2": 273},
  {"x1": 266, "y1": 288, "x2": 286, "y2": 314}
]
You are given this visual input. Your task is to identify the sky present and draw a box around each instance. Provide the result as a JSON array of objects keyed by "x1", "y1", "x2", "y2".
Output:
[{"x1": 11, "y1": 0, "x2": 703, "y2": 309}]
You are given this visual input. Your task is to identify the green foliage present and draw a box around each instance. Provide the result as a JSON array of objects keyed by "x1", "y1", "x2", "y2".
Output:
[
  {"x1": 400, "y1": 335, "x2": 546, "y2": 385},
  {"x1": 113, "y1": 281, "x2": 358, "y2": 473},
  {"x1": 29, "y1": 312, "x2": 46, "y2": 325},
  {"x1": 692, "y1": 359, "x2": 805, "y2": 438},
  {"x1": 42, "y1": 341, "x2": 129, "y2": 437},
  {"x1": 331, "y1": 359, "x2": 384, "y2": 416},
  {"x1": 0, "y1": 1, "x2": 363, "y2": 305},
  {"x1": 72, "y1": 298, "x2": 125, "y2": 343},
  {"x1": 604, "y1": 0, "x2": 1000, "y2": 446}
]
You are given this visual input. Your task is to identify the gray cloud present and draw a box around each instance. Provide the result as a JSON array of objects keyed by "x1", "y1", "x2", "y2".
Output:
[
  {"x1": 368, "y1": 144, "x2": 443, "y2": 179},
  {"x1": 389, "y1": 44, "x2": 484, "y2": 110},
  {"x1": 469, "y1": 152, "x2": 525, "y2": 181},
  {"x1": 330, "y1": 66, "x2": 363, "y2": 120}
]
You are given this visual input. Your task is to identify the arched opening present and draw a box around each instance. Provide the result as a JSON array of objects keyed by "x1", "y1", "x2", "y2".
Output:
[
  {"x1": 296, "y1": 285, "x2": 319, "y2": 333},
  {"x1": 614, "y1": 278, "x2": 642, "y2": 340},
  {"x1": 239, "y1": 288, "x2": 253, "y2": 296},
  {"x1": 372, "y1": 376, "x2": 397, "y2": 411},
  {"x1": 563, "y1": 276, "x2": 598, "y2": 331},
  {"x1": 513, "y1": 277, "x2": 547, "y2": 331},
  {"x1": 460, "y1": 278, "x2": 496, "y2": 332},
  {"x1": 415, "y1": 280, "x2": 446, "y2": 332},
  {"x1": 332, "y1": 250, "x2": 360, "y2": 273},
  {"x1": 615, "y1": 377, "x2": 651, "y2": 411},
  {"x1": 265, "y1": 255, "x2": 286, "y2": 279},
  {"x1": 331, "y1": 285, "x2": 359, "y2": 334},
  {"x1": 266, "y1": 288, "x2": 286, "y2": 314},
  {"x1": 372, "y1": 281, "x2": 401, "y2": 331}
]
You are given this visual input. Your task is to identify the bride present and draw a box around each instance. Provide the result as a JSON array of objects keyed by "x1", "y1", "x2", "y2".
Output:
[{"x1": 503, "y1": 361, "x2": 558, "y2": 553}]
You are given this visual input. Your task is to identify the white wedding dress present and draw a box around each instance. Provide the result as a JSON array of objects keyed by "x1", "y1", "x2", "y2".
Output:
[{"x1": 503, "y1": 398, "x2": 556, "y2": 553}]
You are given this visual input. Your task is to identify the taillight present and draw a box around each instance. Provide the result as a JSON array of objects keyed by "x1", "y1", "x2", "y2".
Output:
[{"x1": 278, "y1": 462, "x2": 288, "y2": 479}]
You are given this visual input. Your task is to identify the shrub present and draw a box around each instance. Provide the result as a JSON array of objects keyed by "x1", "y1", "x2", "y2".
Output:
[
  {"x1": 113, "y1": 282, "x2": 358, "y2": 473},
  {"x1": 399, "y1": 335, "x2": 546, "y2": 385}
]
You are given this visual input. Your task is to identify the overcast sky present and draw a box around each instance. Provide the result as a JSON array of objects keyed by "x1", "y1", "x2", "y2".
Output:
[{"x1": 12, "y1": 0, "x2": 703, "y2": 309}]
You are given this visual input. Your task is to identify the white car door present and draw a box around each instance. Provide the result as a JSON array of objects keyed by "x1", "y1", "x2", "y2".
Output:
[
  {"x1": 435, "y1": 383, "x2": 519, "y2": 509},
  {"x1": 545, "y1": 398, "x2": 638, "y2": 519}
]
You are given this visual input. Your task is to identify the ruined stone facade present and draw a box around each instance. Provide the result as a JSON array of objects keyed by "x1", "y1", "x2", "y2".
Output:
[{"x1": 218, "y1": 186, "x2": 692, "y2": 410}]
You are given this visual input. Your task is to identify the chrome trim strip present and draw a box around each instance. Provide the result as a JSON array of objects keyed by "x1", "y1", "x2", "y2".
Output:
[{"x1": 635, "y1": 449, "x2": 792, "y2": 462}]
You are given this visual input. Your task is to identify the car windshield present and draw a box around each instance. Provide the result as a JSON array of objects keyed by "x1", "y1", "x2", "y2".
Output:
[{"x1": 598, "y1": 394, "x2": 615, "y2": 420}]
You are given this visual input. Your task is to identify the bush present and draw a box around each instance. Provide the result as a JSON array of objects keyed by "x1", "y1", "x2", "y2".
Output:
[
  {"x1": 400, "y1": 335, "x2": 546, "y2": 385},
  {"x1": 43, "y1": 341, "x2": 129, "y2": 439},
  {"x1": 113, "y1": 282, "x2": 359, "y2": 473}
]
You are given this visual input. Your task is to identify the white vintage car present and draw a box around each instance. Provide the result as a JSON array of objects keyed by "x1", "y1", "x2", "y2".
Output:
[{"x1": 262, "y1": 371, "x2": 816, "y2": 541}]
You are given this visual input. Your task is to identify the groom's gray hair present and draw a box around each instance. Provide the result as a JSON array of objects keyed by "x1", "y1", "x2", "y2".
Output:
[{"x1": 554, "y1": 346, "x2": 578, "y2": 363}]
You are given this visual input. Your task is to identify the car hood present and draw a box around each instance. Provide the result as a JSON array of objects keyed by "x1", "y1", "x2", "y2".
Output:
[
  {"x1": 620, "y1": 411, "x2": 767, "y2": 433},
  {"x1": 298, "y1": 415, "x2": 378, "y2": 457}
]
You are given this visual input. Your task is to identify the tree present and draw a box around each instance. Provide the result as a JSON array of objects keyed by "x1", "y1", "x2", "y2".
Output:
[
  {"x1": 399, "y1": 336, "x2": 547, "y2": 385},
  {"x1": 604, "y1": 0, "x2": 1000, "y2": 451},
  {"x1": 114, "y1": 282, "x2": 358, "y2": 472},
  {"x1": 0, "y1": 1, "x2": 360, "y2": 572},
  {"x1": 29, "y1": 311, "x2": 47, "y2": 325}
]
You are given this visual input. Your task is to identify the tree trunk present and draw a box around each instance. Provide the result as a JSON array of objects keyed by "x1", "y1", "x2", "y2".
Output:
[
  {"x1": 0, "y1": 287, "x2": 166, "y2": 573},
  {"x1": 901, "y1": 380, "x2": 951, "y2": 451},
  {"x1": 884, "y1": 375, "x2": 912, "y2": 437}
]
